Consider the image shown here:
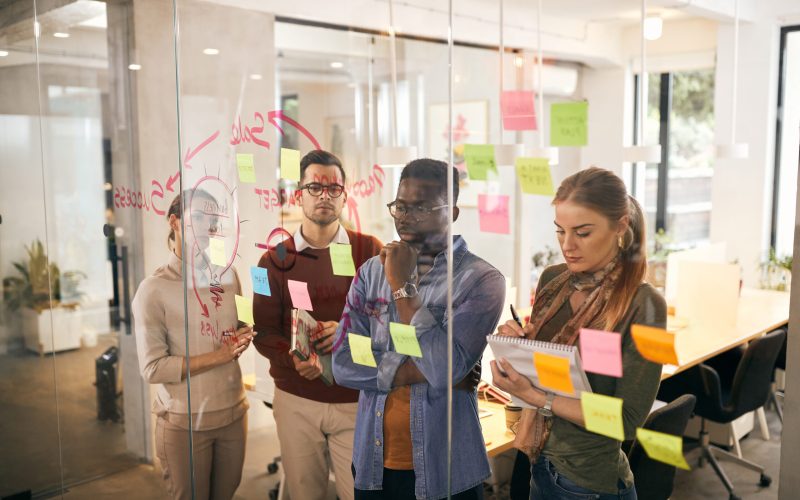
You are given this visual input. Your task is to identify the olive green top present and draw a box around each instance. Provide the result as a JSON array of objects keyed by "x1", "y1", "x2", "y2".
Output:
[{"x1": 538, "y1": 264, "x2": 666, "y2": 494}]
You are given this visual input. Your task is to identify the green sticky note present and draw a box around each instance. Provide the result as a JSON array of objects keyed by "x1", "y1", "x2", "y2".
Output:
[
  {"x1": 234, "y1": 294, "x2": 255, "y2": 325},
  {"x1": 550, "y1": 101, "x2": 588, "y2": 146},
  {"x1": 636, "y1": 428, "x2": 691, "y2": 470},
  {"x1": 348, "y1": 333, "x2": 377, "y2": 367},
  {"x1": 581, "y1": 392, "x2": 625, "y2": 441},
  {"x1": 236, "y1": 153, "x2": 256, "y2": 183},
  {"x1": 209, "y1": 237, "x2": 226, "y2": 266},
  {"x1": 463, "y1": 144, "x2": 497, "y2": 181},
  {"x1": 390, "y1": 322, "x2": 422, "y2": 358},
  {"x1": 330, "y1": 244, "x2": 356, "y2": 277},
  {"x1": 281, "y1": 148, "x2": 301, "y2": 181},
  {"x1": 515, "y1": 157, "x2": 555, "y2": 195}
]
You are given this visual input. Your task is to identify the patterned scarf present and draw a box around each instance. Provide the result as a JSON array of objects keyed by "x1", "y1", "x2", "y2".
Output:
[{"x1": 513, "y1": 256, "x2": 622, "y2": 460}]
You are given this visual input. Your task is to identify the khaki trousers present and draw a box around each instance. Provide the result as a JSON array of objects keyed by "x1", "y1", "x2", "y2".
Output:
[
  {"x1": 156, "y1": 414, "x2": 247, "y2": 500},
  {"x1": 273, "y1": 388, "x2": 358, "y2": 500}
]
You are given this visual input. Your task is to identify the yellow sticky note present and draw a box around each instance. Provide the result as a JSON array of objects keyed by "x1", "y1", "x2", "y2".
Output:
[
  {"x1": 236, "y1": 153, "x2": 256, "y2": 183},
  {"x1": 636, "y1": 428, "x2": 691, "y2": 470},
  {"x1": 234, "y1": 294, "x2": 254, "y2": 325},
  {"x1": 281, "y1": 148, "x2": 301, "y2": 181},
  {"x1": 348, "y1": 333, "x2": 377, "y2": 367},
  {"x1": 533, "y1": 352, "x2": 574, "y2": 395},
  {"x1": 209, "y1": 237, "x2": 226, "y2": 266},
  {"x1": 631, "y1": 324, "x2": 679, "y2": 365},
  {"x1": 515, "y1": 157, "x2": 555, "y2": 195},
  {"x1": 581, "y1": 392, "x2": 625, "y2": 441},
  {"x1": 330, "y1": 244, "x2": 356, "y2": 277},
  {"x1": 390, "y1": 322, "x2": 422, "y2": 358}
]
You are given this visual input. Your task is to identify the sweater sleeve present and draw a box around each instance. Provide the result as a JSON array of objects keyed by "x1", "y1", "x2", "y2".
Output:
[
  {"x1": 252, "y1": 252, "x2": 294, "y2": 370},
  {"x1": 132, "y1": 278, "x2": 184, "y2": 384},
  {"x1": 615, "y1": 284, "x2": 667, "y2": 440}
]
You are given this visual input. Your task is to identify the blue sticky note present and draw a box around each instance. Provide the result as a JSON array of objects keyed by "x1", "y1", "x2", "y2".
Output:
[{"x1": 251, "y1": 266, "x2": 271, "y2": 296}]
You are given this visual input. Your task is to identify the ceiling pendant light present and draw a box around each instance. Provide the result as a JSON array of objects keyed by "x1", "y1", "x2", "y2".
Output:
[
  {"x1": 531, "y1": 0, "x2": 559, "y2": 164},
  {"x1": 376, "y1": 0, "x2": 417, "y2": 167},
  {"x1": 716, "y1": 0, "x2": 749, "y2": 159},
  {"x1": 623, "y1": 0, "x2": 662, "y2": 163}
]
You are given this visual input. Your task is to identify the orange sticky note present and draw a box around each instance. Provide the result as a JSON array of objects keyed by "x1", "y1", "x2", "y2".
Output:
[
  {"x1": 533, "y1": 352, "x2": 574, "y2": 394},
  {"x1": 631, "y1": 324, "x2": 679, "y2": 365}
]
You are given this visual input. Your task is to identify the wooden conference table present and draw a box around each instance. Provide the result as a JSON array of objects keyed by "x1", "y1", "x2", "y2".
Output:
[{"x1": 243, "y1": 289, "x2": 789, "y2": 459}]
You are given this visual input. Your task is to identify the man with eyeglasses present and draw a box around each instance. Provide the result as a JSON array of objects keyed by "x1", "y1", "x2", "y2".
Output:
[
  {"x1": 333, "y1": 158, "x2": 506, "y2": 499},
  {"x1": 253, "y1": 150, "x2": 382, "y2": 500}
]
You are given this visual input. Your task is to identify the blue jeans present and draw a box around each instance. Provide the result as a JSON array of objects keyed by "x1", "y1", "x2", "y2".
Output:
[{"x1": 530, "y1": 457, "x2": 637, "y2": 500}]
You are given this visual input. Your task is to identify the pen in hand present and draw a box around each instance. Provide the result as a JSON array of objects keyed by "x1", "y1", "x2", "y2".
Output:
[{"x1": 509, "y1": 304, "x2": 523, "y2": 328}]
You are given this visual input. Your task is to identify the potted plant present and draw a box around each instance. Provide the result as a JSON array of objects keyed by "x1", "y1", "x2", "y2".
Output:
[
  {"x1": 2, "y1": 240, "x2": 86, "y2": 355},
  {"x1": 647, "y1": 228, "x2": 673, "y2": 290},
  {"x1": 759, "y1": 248, "x2": 792, "y2": 292}
]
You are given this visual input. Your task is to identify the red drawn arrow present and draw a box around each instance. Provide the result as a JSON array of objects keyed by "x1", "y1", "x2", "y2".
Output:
[
  {"x1": 346, "y1": 196, "x2": 362, "y2": 233},
  {"x1": 191, "y1": 244, "x2": 210, "y2": 317},
  {"x1": 184, "y1": 130, "x2": 220, "y2": 170},
  {"x1": 267, "y1": 110, "x2": 321, "y2": 150},
  {"x1": 165, "y1": 171, "x2": 180, "y2": 193}
]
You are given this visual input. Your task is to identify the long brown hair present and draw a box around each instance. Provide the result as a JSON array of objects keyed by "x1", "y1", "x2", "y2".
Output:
[{"x1": 553, "y1": 166, "x2": 647, "y2": 331}]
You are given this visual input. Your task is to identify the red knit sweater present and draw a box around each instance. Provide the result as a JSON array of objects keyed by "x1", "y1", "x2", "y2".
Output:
[{"x1": 253, "y1": 228, "x2": 382, "y2": 403}]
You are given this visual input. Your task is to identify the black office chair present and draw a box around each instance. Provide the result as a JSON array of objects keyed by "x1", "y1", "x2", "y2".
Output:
[
  {"x1": 628, "y1": 394, "x2": 697, "y2": 500},
  {"x1": 769, "y1": 327, "x2": 787, "y2": 423},
  {"x1": 658, "y1": 329, "x2": 785, "y2": 500}
]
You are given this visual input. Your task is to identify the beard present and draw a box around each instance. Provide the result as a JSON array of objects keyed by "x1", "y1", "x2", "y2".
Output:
[{"x1": 305, "y1": 204, "x2": 341, "y2": 226}]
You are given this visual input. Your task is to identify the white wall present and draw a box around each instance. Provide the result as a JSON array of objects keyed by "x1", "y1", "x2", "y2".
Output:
[{"x1": 710, "y1": 21, "x2": 781, "y2": 285}]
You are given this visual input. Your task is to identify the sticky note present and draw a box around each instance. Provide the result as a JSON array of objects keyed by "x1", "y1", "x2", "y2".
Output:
[
  {"x1": 390, "y1": 322, "x2": 422, "y2": 358},
  {"x1": 281, "y1": 148, "x2": 301, "y2": 181},
  {"x1": 533, "y1": 352, "x2": 574, "y2": 394},
  {"x1": 501, "y1": 90, "x2": 537, "y2": 131},
  {"x1": 251, "y1": 266, "x2": 271, "y2": 296},
  {"x1": 287, "y1": 279, "x2": 313, "y2": 311},
  {"x1": 348, "y1": 333, "x2": 377, "y2": 367},
  {"x1": 330, "y1": 244, "x2": 356, "y2": 277},
  {"x1": 209, "y1": 237, "x2": 226, "y2": 266},
  {"x1": 631, "y1": 324, "x2": 679, "y2": 365},
  {"x1": 235, "y1": 294, "x2": 254, "y2": 325},
  {"x1": 236, "y1": 153, "x2": 256, "y2": 183},
  {"x1": 551, "y1": 101, "x2": 588, "y2": 147},
  {"x1": 463, "y1": 144, "x2": 497, "y2": 181},
  {"x1": 478, "y1": 194, "x2": 510, "y2": 234},
  {"x1": 636, "y1": 428, "x2": 691, "y2": 470},
  {"x1": 515, "y1": 157, "x2": 555, "y2": 196},
  {"x1": 579, "y1": 328, "x2": 623, "y2": 378},
  {"x1": 581, "y1": 392, "x2": 625, "y2": 441}
]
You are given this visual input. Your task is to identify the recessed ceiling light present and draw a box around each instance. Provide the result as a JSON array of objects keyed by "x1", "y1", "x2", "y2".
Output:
[
  {"x1": 53, "y1": 32, "x2": 70, "y2": 38},
  {"x1": 249, "y1": 74, "x2": 263, "y2": 80},
  {"x1": 644, "y1": 15, "x2": 663, "y2": 41},
  {"x1": 128, "y1": 63, "x2": 141, "y2": 71},
  {"x1": 514, "y1": 55, "x2": 524, "y2": 68},
  {"x1": 0, "y1": 50, "x2": 8, "y2": 57},
  {"x1": 330, "y1": 61, "x2": 344, "y2": 69},
  {"x1": 203, "y1": 48, "x2": 219, "y2": 55}
]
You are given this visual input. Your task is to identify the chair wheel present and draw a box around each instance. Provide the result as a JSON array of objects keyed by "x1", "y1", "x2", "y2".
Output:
[
  {"x1": 760, "y1": 473, "x2": 772, "y2": 487},
  {"x1": 267, "y1": 462, "x2": 279, "y2": 474},
  {"x1": 269, "y1": 489, "x2": 278, "y2": 500},
  {"x1": 729, "y1": 495, "x2": 741, "y2": 500}
]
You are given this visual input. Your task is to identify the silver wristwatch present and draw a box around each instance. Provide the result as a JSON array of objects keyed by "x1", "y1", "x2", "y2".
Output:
[
  {"x1": 392, "y1": 281, "x2": 418, "y2": 301},
  {"x1": 538, "y1": 391, "x2": 555, "y2": 417}
]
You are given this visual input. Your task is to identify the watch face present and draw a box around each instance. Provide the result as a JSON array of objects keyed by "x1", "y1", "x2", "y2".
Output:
[{"x1": 403, "y1": 283, "x2": 416, "y2": 296}]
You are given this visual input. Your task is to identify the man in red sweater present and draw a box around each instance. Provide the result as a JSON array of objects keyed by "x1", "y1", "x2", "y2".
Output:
[{"x1": 253, "y1": 150, "x2": 382, "y2": 500}]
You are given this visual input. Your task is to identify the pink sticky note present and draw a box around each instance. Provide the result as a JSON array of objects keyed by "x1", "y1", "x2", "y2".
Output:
[
  {"x1": 501, "y1": 90, "x2": 537, "y2": 131},
  {"x1": 579, "y1": 328, "x2": 623, "y2": 378},
  {"x1": 478, "y1": 194, "x2": 510, "y2": 234},
  {"x1": 287, "y1": 279, "x2": 314, "y2": 311}
]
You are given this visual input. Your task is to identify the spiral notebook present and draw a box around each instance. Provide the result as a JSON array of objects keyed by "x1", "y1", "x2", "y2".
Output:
[{"x1": 486, "y1": 335, "x2": 592, "y2": 408}]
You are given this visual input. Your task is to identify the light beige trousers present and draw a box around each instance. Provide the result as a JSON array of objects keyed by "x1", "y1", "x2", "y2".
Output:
[
  {"x1": 156, "y1": 414, "x2": 247, "y2": 500},
  {"x1": 273, "y1": 388, "x2": 358, "y2": 500}
]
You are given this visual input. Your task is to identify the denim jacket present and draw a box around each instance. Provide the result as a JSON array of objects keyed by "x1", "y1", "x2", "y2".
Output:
[{"x1": 332, "y1": 236, "x2": 506, "y2": 499}]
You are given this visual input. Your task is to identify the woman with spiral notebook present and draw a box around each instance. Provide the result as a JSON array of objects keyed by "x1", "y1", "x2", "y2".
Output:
[{"x1": 489, "y1": 167, "x2": 666, "y2": 500}]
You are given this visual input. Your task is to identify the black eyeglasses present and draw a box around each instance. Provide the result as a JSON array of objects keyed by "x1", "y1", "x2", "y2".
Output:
[
  {"x1": 387, "y1": 201, "x2": 449, "y2": 220},
  {"x1": 299, "y1": 183, "x2": 345, "y2": 198}
]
